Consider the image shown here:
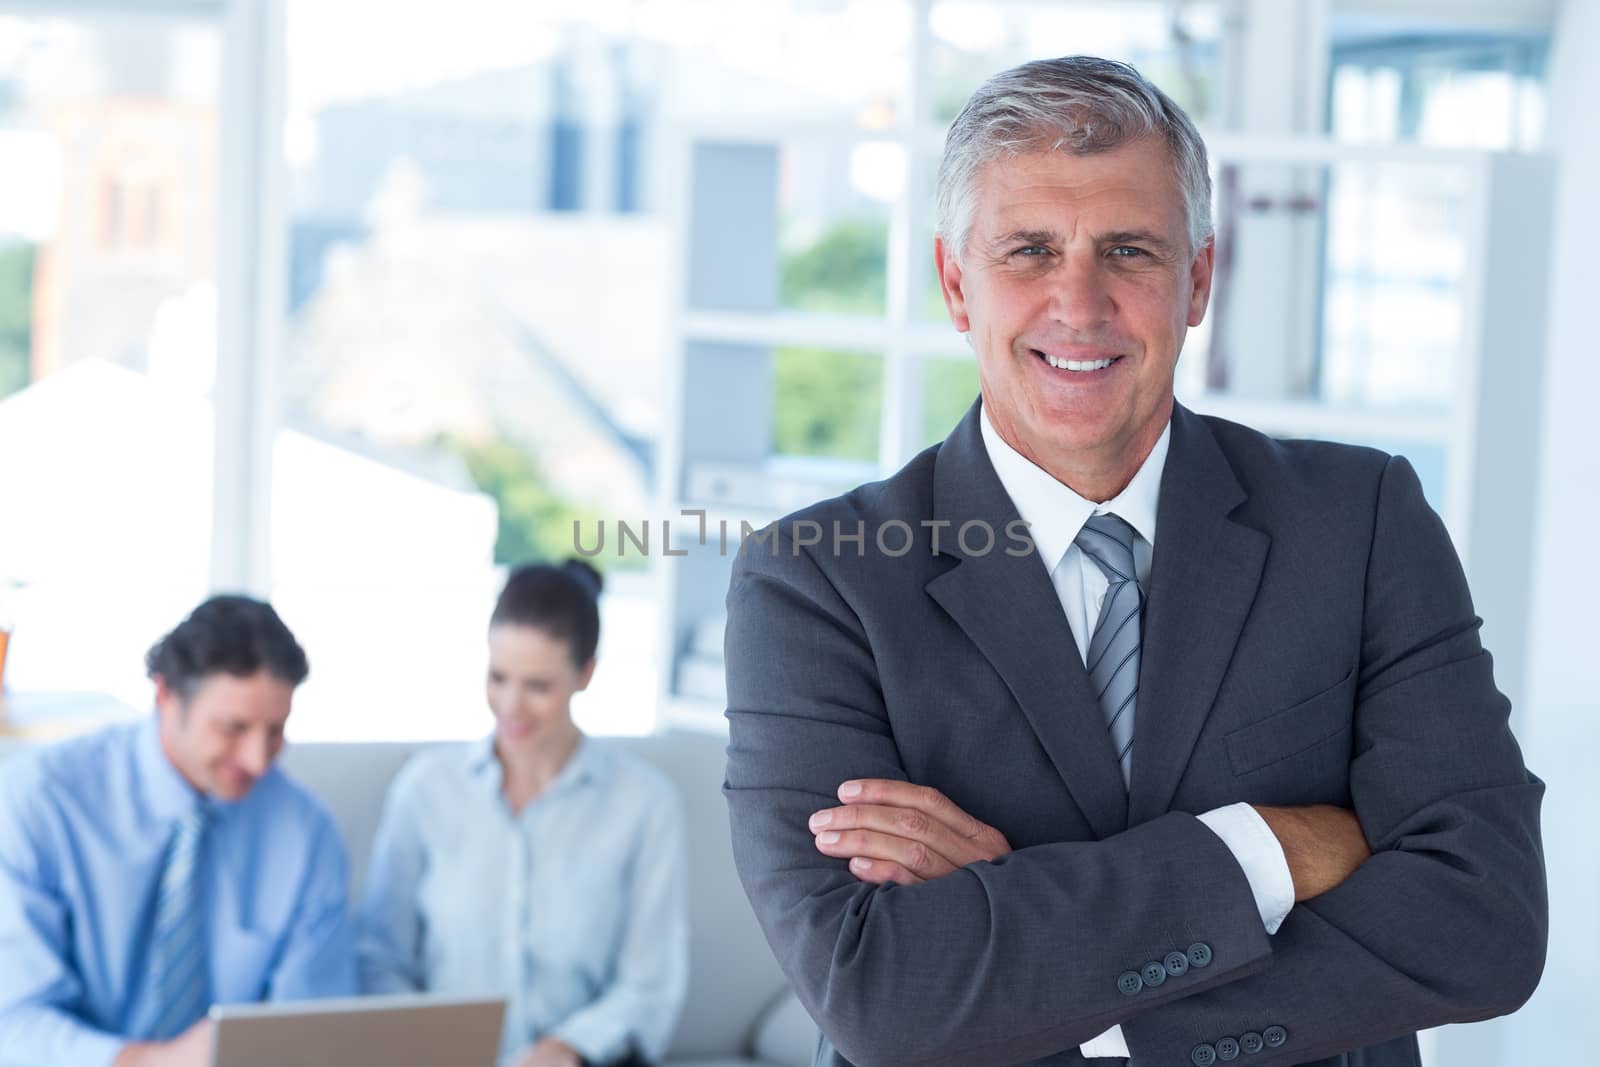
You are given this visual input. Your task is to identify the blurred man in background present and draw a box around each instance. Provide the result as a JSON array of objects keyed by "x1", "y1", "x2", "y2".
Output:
[{"x1": 0, "y1": 595, "x2": 355, "y2": 1067}]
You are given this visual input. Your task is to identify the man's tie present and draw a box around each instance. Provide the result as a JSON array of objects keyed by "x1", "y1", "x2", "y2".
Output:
[
  {"x1": 1076, "y1": 513, "x2": 1142, "y2": 789},
  {"x1": 148, "y1": 805, "x2": 211, "y2": 1040}
]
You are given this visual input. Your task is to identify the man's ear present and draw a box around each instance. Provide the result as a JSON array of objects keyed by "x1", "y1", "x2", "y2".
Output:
[
  {"x1": 935, "y1": 233, "x2": 971, "y2": 333},
  {"x1": 1187, "y1": 236, "x2": 1216, "y2": 328}
]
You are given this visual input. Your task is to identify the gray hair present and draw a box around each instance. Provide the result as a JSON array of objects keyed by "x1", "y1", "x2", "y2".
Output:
[{"x1": 935, "y1": 56, "x2": 1213, "y2": 259}]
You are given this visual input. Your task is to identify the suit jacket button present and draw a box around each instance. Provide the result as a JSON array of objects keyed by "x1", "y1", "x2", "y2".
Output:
[
  {"x1": 1187, "y1": 941, "x2": 1214, "y2": 968},
  {"x1": 1117, "y1": 971, "x2": 1144, "y2": 996},
  {"x1": 1141, "y1": 961, "x2": 1168, "y2": 987},
  {"x1": 1239, "y1": 1031, "x2": 1264, "y2": 1054},
  {"x1": 1164, "y1": 950, "x2": 1190, "y2": 977},
  {"x1": 1191, "y1": 1044, "x2": 1218, "y2": 1066},
  {"x1": 1216, "y1": 1037, "x2": 1240, "y2": 1061},
  {"x1": 1263, "y1": 1025, "x2": 1288, "y2": 1048}
]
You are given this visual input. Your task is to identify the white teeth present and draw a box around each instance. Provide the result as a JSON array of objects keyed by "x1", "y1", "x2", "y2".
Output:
[{"x1": 1043, "y1": 354, "x2": 1116, "y2": 372}]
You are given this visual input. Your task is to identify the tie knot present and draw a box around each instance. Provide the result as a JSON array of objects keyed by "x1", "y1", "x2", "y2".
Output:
[
  {"x1": 1075, "y1": 512, "x2": 1138, "y2": 584},
  {"x1": 176, "y1": 805, "x2": 210, "y2": 840}
]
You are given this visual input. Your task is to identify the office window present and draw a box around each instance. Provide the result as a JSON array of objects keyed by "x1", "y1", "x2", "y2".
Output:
[
  {"x1": 1314, "y1": 26, "x2": 1549, "y2": 407},
  {"x1": 0, "y1": 13, "x2": 219, "y2": 706},
  {"x1": 276, "y1": 0, "x2": 911, "y2": 739},
  {"x1": 1328, "y1": 27, "x2": 1549, "y2": 150}
]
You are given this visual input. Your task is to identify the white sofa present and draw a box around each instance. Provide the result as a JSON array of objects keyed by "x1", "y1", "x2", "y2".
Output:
[{"x1": 0, "y1": 730, "x2": 817, "y2": 1067}]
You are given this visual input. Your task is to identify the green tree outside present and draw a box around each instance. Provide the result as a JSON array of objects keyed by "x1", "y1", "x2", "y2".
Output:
[
  {"x1": 774, "y1": 218, "x2": 888, "y2": 460},
  {"x1": 445, "y1": 434, "x2": 635, "y2": 570},
  {"x1": 771, "y1": 346, "x2": 883, "y2": 461},
  {"x1": 922, "y1": 358, "x2": 980, "y2": 444},
  {"x1": 0, "y1": 244, "x2": 36, "y2": 400},
  {"x1": 774, "y1": 218, "x2": 986, "y2": 460},
  {"x1": 780, "y1": 218, "x2": 887, "y2": 315}
]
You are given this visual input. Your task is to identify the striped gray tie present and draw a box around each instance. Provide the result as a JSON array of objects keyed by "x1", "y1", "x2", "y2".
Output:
[
  {"x1": 1076, "y1": 513, "x2": 1141, "y2": 789},
  {"x1": 148, "y1": 805, "x2": 211, "y2": 1040}
]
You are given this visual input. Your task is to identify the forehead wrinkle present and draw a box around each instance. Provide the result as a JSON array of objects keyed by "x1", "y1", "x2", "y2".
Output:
[{"x1": 974, "y1": 150, "x2": 1187, "y2": 249}]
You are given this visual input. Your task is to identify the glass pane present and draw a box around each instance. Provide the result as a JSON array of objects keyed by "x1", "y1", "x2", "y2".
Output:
[
  {"x1": 1327, "y1": 30, "x2": 1550, "y2": 150},
  {"x1": 780, "y1": 139, "x2": 893, "y2": 316},
  {"x1": 928, "y1": 1, "x2": 1225, "y2": 126},
  {"x1": 921, "y1": 356, "x2": 980, "y2": 446},
  {"x1": 1320, "y1": 162, "x2": 1469, "y2": 407},
  {"x1": 281, "y1": 1, "x2": 913, "y2": 738},
  {"x1": 0, "y1": 15, "x2": 219, "y2": 706},
  {"x1": 771, "y1": 346, "x2": 882, "y2": 462},
  {"x1": 1199, "y1": 159, "x2": 1468, "y2": 409}
]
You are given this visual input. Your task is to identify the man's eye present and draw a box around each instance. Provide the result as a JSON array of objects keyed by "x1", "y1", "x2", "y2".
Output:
[
  {"x1": 1013, "y1": 245, "x2": 1049, "y2": 257},
  {"x1": 1110, "y1": 245, "x2": 1147, "y2": 258}
]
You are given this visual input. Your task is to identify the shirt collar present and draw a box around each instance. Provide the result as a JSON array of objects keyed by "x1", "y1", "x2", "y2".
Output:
[
  {"x1": 467, "y1": 732, "x2": 601, "y2": 797},
  {"x1": 978, "y1": 401, "x2": 1170, "y2": 571},
  {"x1": 135, "y1": 717, "x2": 207, "y2": 823}
]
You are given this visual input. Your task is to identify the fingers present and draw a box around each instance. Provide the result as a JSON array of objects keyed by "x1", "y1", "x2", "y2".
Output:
[
  {"x1": 809, "y1": 801, "x2": 981, "y2": 871},
  {"x1": 826, "y1": 780, "x2": 1011, "y2": 858},
  {"x1": 813, "y1": 823, "x2": 958, "y2": 882},
  {"x1": 845, "y1": 855, "x2": 922, "y2": 887},
  {"x1": 809, "y1": 781, "x2": 1015, "y2": 888},
  {"x1": 839, "y1": 779, "x2": 989, "y2": 840}
]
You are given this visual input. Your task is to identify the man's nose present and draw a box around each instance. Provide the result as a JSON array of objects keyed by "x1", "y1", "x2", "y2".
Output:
[
  {"x1": 239, "y1": 733, "x2": 274, "y2": 776},
  {"x1": 1047, "y1": 254, "x2": 1114, "y2": 329}
]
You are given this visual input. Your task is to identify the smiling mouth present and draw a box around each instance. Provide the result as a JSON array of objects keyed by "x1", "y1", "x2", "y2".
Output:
[{"x1": 1032, "y1": 349, "x2": 1121, "y2": 372}]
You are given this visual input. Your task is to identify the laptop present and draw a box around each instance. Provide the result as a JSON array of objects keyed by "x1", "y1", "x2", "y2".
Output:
[{"x1": 208, "y1": 993, "x2": 506, "y2": 1067}]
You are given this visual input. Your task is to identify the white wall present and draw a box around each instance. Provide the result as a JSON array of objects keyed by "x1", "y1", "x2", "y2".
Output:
[{"x1": 1500, "y1": 0, "x2": 1600, "y2": 1059}]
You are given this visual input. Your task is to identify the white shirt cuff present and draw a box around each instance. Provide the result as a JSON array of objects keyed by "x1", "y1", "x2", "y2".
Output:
[
  {"x1": 1197, "y1": 802, "x2": 1294, "y2": 934},
  {"x1": 1080, "y1": 1024, "x2": 1130, "y2": 1059}
]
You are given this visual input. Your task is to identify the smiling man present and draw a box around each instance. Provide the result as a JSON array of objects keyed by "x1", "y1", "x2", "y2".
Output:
[
  {"x1": 723, "y1": 57, "x2": 1546, "y2": 1066},
  {"x1": 0, "y1": 596, "x2": 355, "y2": 1067}
]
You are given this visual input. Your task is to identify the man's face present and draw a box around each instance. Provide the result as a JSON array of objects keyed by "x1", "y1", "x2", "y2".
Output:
[
  {"x1": 156, "y1": 670, "x2": 293, "y2": 801},
  {"x1": 936, "y1": 137, "x2": 1214, "y2": 483}
]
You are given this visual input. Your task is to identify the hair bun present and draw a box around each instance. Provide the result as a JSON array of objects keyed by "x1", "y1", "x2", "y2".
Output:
[{"x1": 562, "y1": 558, "x2": 604, "y2": 596}]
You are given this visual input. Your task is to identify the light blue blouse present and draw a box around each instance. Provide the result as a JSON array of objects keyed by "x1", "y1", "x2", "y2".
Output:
[{"x1": 356, "y1": 736, "x2": 688, "y2": 1066}]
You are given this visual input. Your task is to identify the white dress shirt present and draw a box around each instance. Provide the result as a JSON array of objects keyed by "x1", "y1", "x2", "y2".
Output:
[
  {"x1": 357, "y1": 735, "x2": 690, "y2": 1066},
  {"x1": 978, "y1": 405, "x2": 1294, "y2": 1060}
]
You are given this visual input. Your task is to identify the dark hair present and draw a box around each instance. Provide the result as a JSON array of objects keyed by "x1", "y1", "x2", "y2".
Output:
[
  {"x1": 490, "y1": 559, "x2": 603, "y2": 668},
  {"x1": 145, "y1": 595, "x2": 310, "y2": 702}
]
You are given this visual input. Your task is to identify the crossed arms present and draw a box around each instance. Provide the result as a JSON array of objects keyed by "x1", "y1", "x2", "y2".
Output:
[{"x1": 723, "y1": 457, "x2": 1546, "y2": 1066}]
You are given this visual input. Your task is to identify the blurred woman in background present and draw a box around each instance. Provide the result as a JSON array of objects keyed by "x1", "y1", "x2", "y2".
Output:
[{"x1": 358, "y1": 560, "x2": 688, "y2": 1067}]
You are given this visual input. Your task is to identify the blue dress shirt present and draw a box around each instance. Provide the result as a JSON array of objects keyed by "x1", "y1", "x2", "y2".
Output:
[
  {"x1": 357, "y1": 736, "x2": 688, "y2": 1066},
  {"x1": 0, "y1": 720, "x2": 356, "y2": 1067}
]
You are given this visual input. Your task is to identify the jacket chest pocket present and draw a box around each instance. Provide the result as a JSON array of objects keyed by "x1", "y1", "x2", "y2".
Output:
[{"x1": 1224, "y1": 668, "x2": 1357, "y2": 778}]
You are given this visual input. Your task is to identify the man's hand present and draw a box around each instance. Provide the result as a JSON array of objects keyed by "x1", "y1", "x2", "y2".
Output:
[
  {"x1": 1253, "y1": 804, "x2": 1372, "y2": 901},
  {"x1": 809, "y1": 779, "x2": 1011, "y2": 885},
  {"x1": 511, "y1": 1037, "x2": 584, "y2": 1067},
  {"x1": 113, "y1": 1020, "x2": 213, "y2": 1067}
]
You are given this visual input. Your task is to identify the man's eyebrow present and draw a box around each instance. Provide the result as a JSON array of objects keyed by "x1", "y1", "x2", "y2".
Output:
[
  {"x1": 987, "y1": 229, "x2": 1060, "y2": 251},
  {"x1": 1099, "y1": 229, "x2": 1178, "y2": 253},
  {"x1": 984, "y1": 228, "x2": 1180, "y2": 255}
]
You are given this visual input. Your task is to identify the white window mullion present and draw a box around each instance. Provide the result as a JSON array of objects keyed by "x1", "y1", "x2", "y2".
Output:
[
  {"x1": 211, "y1": 0, "x2": 286, "y2": 596},
  {"x1": 879, "y1": 0, "x2": 936, "y2": 473}
]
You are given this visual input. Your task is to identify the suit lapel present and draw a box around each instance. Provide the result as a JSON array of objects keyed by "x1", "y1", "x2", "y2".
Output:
[
  {"x1": 1128, "y1": 405, "x2": 1269, "y2": 825},
  {"x1": 923, "y1": 402, "x2": 1129, "y2": 839}
]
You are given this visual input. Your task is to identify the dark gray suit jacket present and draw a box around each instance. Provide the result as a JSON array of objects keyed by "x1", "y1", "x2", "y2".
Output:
[{"x1": 722, "y1": 401, "x2": 1546, "y2": 1066}]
